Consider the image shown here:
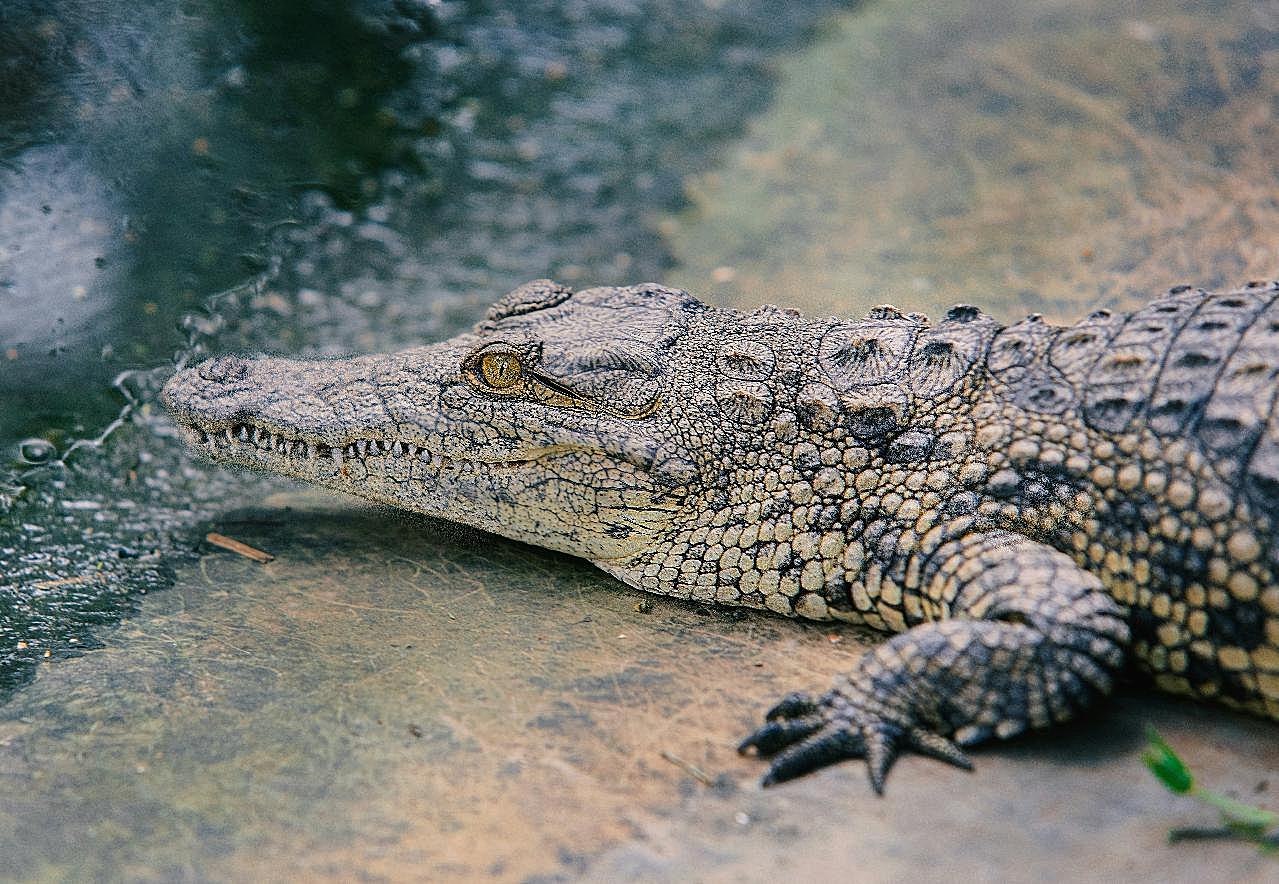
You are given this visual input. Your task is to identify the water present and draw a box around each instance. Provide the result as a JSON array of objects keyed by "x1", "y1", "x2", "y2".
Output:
[{"x1": 0, "y1": 0, "x2": 854, "y2": 698}]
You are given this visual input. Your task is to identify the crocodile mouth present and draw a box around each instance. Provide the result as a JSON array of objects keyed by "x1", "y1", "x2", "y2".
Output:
[{"x1": 176, "y1": 419, "x2": 570, "y2": 473}]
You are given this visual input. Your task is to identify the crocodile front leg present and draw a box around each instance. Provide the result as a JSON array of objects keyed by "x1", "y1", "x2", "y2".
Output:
[{"x1": 739, "y1": 531, "x2": 1131, "y2": 793}]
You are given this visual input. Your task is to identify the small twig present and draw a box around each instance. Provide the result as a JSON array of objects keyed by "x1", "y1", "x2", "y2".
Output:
[
  {"x1": 1169, "y1": 826, "x2": 1242, "y2": 843},
  {"x1": 205, "y1": 532, "x2": 274, "y2": 563},
  {"x1": 1171, "y1": 827, "x2": 1279, "y2": 853},
  {"x1": 659, "y1": 750, "x2": 714, "y2": 786},
  {"x1": 32, "y1": 575, "x2": 100, "y2": 590}
]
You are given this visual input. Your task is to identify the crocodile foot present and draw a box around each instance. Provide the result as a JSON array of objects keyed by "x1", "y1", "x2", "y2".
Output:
[{"x1": 738, "y1": 689, "x2": 974, "y2": 794}]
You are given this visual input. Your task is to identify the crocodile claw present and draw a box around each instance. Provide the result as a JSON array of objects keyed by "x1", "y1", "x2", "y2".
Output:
[
  {"x1": 763, "y1": 691, "x2": 819, "y2": 720},
  {"x1": 739, "y1": 694, "x2": 973, "y2": 794}
]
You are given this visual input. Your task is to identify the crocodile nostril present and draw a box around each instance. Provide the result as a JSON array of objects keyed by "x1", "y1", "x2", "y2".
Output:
[{"x1": 197, "y1": 355, "x2": 251, "y2": 384}]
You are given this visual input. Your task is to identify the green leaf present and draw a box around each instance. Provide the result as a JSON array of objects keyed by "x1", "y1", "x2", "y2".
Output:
[{"x1": 1142, "y1": 727, "x2": 1194, "y2": 795}]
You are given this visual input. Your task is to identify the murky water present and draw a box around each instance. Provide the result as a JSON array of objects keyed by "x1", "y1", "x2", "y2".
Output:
[{"x1": 3, "y1": 0, "x2": 1279, "y2": 880}]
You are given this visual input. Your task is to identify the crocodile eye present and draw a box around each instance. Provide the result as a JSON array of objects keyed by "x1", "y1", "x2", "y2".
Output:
[{"x1": 479, "y1": 351, "x2": 523, "y2": 389}]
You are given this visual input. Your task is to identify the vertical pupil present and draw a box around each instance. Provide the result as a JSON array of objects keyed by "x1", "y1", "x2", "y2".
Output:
[{"x1": 485, "y1": 354, "x2": 518, "y2": 386}]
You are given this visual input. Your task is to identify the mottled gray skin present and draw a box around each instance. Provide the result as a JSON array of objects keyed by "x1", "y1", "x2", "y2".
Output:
[{"x1": 163, "y1": 279, "x2": 1279, "y2": 793}]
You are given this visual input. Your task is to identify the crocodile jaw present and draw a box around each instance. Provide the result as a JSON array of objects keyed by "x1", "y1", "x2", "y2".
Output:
[{"x1": 160, "y1": 347, "x2": 684, "y2": 563}]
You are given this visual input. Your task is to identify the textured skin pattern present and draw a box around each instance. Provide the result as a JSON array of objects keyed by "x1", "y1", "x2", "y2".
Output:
[{"x1": 162, "y1": 279, "x2": 1279, "y2": 793}]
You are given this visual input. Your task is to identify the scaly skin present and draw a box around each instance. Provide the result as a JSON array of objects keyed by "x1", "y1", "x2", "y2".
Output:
[{"x1": 162, "y1": 278, "x2": 1279, "y2": 793}]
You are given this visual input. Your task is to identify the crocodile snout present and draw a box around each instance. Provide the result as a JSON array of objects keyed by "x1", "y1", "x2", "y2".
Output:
[{"x1": 161, "y1": 355, "x2": 258, "y2": 426}]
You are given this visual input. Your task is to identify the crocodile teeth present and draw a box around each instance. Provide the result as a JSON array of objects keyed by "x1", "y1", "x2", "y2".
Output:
[
  {"x1": 417, "y1": 449, "x2": 432, "y2": 464},
  {"x1": 391, "y1": 441, "x2": 404, "y2": 457},
  {"x1": 213, "y1": 423, "x2": 349, "y2": 460}
]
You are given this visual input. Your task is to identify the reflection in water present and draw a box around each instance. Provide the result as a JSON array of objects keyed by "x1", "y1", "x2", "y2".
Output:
[{"x1": 0, "y1": 145, "x2": 122, "y2": 445}]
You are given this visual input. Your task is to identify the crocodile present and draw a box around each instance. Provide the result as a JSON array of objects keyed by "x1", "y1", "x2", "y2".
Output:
[{"x1": 161, "y1": 278, "x2": 1279, "y2": 793}]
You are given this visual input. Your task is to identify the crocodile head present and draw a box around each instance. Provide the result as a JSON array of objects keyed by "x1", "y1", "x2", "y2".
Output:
[{"x1": 162, "y1": 280, "x2": 719, "y2": 569}]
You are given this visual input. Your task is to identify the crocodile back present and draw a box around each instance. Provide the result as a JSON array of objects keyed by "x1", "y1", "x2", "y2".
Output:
[
  {"x1": 1051, "y1": 284, "x2": 1279, "y2": 532},
  {"x1": 972, "y1": 283, "x2": 1279, "y2": 717}
]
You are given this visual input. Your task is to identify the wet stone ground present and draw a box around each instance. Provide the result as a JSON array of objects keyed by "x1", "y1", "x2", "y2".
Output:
[{"x1": 4, "y1": 0, "x2": 1279, "y2": 880}]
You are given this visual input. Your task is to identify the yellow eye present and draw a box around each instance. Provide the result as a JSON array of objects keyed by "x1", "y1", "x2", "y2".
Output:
[{"x1": 479, "y1": 351, "x2": 523, "y2": 389}]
